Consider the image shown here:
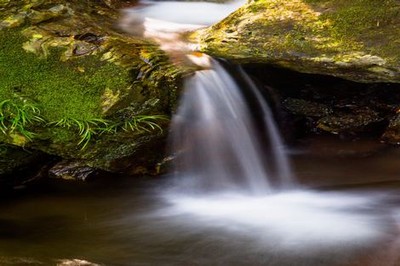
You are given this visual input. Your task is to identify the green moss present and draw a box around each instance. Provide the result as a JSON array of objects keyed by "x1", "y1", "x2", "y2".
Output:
[
  {"x1": 0, "y1": 28, "x2": 131, "y2": 123},
  {"x1": 313, "y1": 0, "x2": 400, "y2": 63},
  {"x1": 199, "y1": 0, "x2": 400, "y2": 82},
  {"x1": 0, "y1": 0, "x2": 182, "y2": 172},
  {"x1": 0, "y1": 28, "x2": 139, "y2": 148}
]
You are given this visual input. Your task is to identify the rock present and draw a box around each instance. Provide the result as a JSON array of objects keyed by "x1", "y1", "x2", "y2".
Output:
[
  {"x1": 381, "y1": 112, "x2": 400, "y2": 144},
  {"x1": 317, "y1": 107, "x2": 383, "y2": 134},
  {"x1": 0, "y1": 256, "x2": 44, "y2": 265},
  {"x1": 48, "y1": 160, "x2": 97, "y2": 181},
  {"x1": 0, "y1": 0, "x2": 188, "y2": 173},
  {"x1": 196, "y1": 0, "x2": 400, "y2": 83},
  {"x1": 283, "y1": 98, "x2": 332, "y2": 117},
  {"x1": 0, "y1": 144, "x2": 55, "y2": 191},
  {"x1": 57, "y1": 259, "x2": 102, "y2": 266},
  {"x1": 244, "y1": 64, "x2": 400, "y2": 140},
  {"x1": 56, "y1": 259, "x2": 102, "y2": 266}
]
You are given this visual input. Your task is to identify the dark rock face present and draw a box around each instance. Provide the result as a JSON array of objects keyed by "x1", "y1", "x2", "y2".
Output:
[
  {"x1": 283, "y1": 98, "x2": 332, "y2": 118},
  {"x1": 245, "y1": 65, "x2": 400, "y2": 142},
  {"x1": 317, "y1": 108, "x2": 382, "y2": 134},
  {"x1": 0, "y1": 145, "x2": 56, "y2": 192},
  {"x1": 382, "y1": 114, "x2": 400, "y2": 144}
]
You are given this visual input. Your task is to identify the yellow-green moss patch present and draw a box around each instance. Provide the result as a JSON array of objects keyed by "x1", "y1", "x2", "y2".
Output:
[{"x1": 198, "y1": 0, "x2": 400, "y2": 83}]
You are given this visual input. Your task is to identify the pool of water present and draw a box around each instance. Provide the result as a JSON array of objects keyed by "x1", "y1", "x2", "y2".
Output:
[{"x1": 1, "y1": 136, "x2": 400, "y2": 265}]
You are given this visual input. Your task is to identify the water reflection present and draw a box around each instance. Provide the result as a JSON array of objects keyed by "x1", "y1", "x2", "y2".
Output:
[{"x1": 1, "y1": 168, "x2": 400, "y2": 265}]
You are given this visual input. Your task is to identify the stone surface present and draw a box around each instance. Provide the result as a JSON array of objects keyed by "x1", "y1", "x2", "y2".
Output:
[
  {"x1": 0, "y1": 0, "x2": 187, "y2": 173},
  {"x1": 48, "y1": 160, "x2": 97, "y2": 181},
  {"x1": 382, "y1": 113, "x2": 400, "y2": 144},
  {"x1": 197, "y1": 0, "x2": 400, "y2": 83},
  {"x1": 246, "y1": 65, "x2": 400, "y2": 140},
  {"x1": 0, "y1": 144, "x2": 55, "y2": 191},
  {"x1": 283, "y1": 98, "x2": 332, "y2": 118},
  {"x1": 317, "y1": 107, "x2": 382, "y2": 134}
]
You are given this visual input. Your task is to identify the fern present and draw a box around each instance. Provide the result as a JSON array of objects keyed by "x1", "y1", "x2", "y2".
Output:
[{"x1": 0, "y1": 100, "x2": 44, "y2": 140}]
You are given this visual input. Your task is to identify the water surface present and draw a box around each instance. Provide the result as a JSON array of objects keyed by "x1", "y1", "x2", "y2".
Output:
[{"x1": 1, "y1": 137, "x2": 400, "y2": 265}]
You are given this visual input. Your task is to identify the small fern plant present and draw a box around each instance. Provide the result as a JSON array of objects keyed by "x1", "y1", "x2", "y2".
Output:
[
  {"x1": 48, "y1": 118, "x2": 113, "y2": 150},
  {"x1": 121, "y1": 115, "x2": 168, "y2": 133},
  {"x1": 49, "y1": 115, "x2": 168, "y2": 150},
  {"x1": 0, "y1": 99, "x2": 45, "y2": 140}
]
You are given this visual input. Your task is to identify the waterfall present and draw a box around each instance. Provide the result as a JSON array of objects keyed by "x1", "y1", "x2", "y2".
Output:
[
  {"x1": 120, "y1": 0, "x2": 294, "y2": 195},
  {"x1": 116, "y1": 4, "x2": 400, "y2": 260},
  {"x1": 169, "y1": 56, "x2": 294, "y2": 195}
]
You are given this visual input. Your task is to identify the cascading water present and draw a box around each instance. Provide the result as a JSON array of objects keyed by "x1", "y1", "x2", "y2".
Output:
[
  {"x1": 120, "y1": 0, "x2": 294, "y2": 194},
  {"x1": 170, "y1": 56, "x2": 294, "y2": 195},
  {"x1": 119, "y1": 3, "x2": 400, "y2": 264}
]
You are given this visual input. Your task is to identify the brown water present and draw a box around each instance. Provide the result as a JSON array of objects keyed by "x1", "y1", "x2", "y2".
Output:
[{"x1": 1, "y1": 136, "x2": 400, "y2": 266}]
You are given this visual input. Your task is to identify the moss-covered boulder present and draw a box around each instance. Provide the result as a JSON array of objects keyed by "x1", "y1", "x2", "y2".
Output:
[
  {"x1": 197, "y1": 0, "x2": 400, "y2": 83},
  {"x1": 0, "y1": 0, "x2": 186, "y2": 173}
]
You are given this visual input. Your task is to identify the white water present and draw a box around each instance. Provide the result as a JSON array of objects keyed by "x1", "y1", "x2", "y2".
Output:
[
  {"x1": 119, "y1": 2, "x2": 400, "y2": 264},
  {"x1": 170, "y1": 58, "x2": 294, "y2": 194},
  {"x1": 120, "y1": 0, "x2": 246, "y2": 36},
  {"x1": 164, "y1": 191, "x2": 394, "y2": 246},
  {"x1": 121, "y1": 0, "x2": 295, "y2": 193}
]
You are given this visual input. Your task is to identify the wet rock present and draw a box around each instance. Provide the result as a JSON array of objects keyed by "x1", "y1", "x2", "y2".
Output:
[
  {"x1": 0, "y1": 145, "x2": 55, "y2": 191},
  {"x1": 283, "y1": 98, "x2": 332, "y2": 118},
  {"x1": 56, "y1": 259, "x2": 102, "y2": 266},
  {"x1": 102, "y1": 0, "x2": 137, "y2": 9},
  {"x1": 317, "y1": 107, "x2": 383, "y2": 134},
  {"x1": 27, "y1": 4, "x2": 70, "y2": 25},
  {"x1": 49, "y1": 161, "x2": 98, "y2": 181},
  {"x1": 0, "y1": 256, "x2": 43, "y2": 265},
  {"x1": 197, "y1": 0, "x2": 400, "y2": 83},
  {"x1": 381, "y1": 113, "x2": 400, "y2": 144}
]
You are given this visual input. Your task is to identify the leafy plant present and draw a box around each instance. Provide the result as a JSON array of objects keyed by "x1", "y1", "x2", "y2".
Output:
[
  {"x1": 48, "y1": 118, "x2": 113, "y2": 150},
  {"x1": 0, "y1": 99, "x2": 45, "y2": 140},
  {"x1": 49, "y1": 115, "x2": 168, "y2": 150},
  {"x1": 0, "y1": 100, "x2": 169, "y2": 150},
  {"x1": 121, "y1": 115, "x2": 168, "y2": 133}
]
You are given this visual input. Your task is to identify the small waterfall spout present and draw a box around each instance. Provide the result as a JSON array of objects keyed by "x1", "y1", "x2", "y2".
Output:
[{"x1": 170, "y1": 55, "x2": 294, "y2": 195}]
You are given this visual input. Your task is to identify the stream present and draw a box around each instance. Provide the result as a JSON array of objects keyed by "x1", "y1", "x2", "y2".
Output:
[
  {"x1": 1, "y1": 137, "x2": 400, "y2": 265},
  {"x1": 1, "y1": 1, "x2": 400, "y2": 265}
]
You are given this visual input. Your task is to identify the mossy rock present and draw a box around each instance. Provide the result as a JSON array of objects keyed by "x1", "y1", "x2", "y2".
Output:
[
  {"x1": 0, "y1": 0, "x2": 187, "y2": 173},
  {"x1": 196, "y1": 0, "x2": 400, "y2": 83}
]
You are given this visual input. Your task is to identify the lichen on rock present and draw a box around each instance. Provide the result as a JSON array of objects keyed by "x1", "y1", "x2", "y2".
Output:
[{"x1": 197, "y1": 0, "x2": 400, "y2": 83}]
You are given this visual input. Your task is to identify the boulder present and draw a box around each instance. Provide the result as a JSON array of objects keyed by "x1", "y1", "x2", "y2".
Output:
[
  {"x1": 0, "y1": 0, "x2": 187, "y2": 173},
  {"x1": 197, "y1": 0, "x2": 400, "y2": 83}
]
